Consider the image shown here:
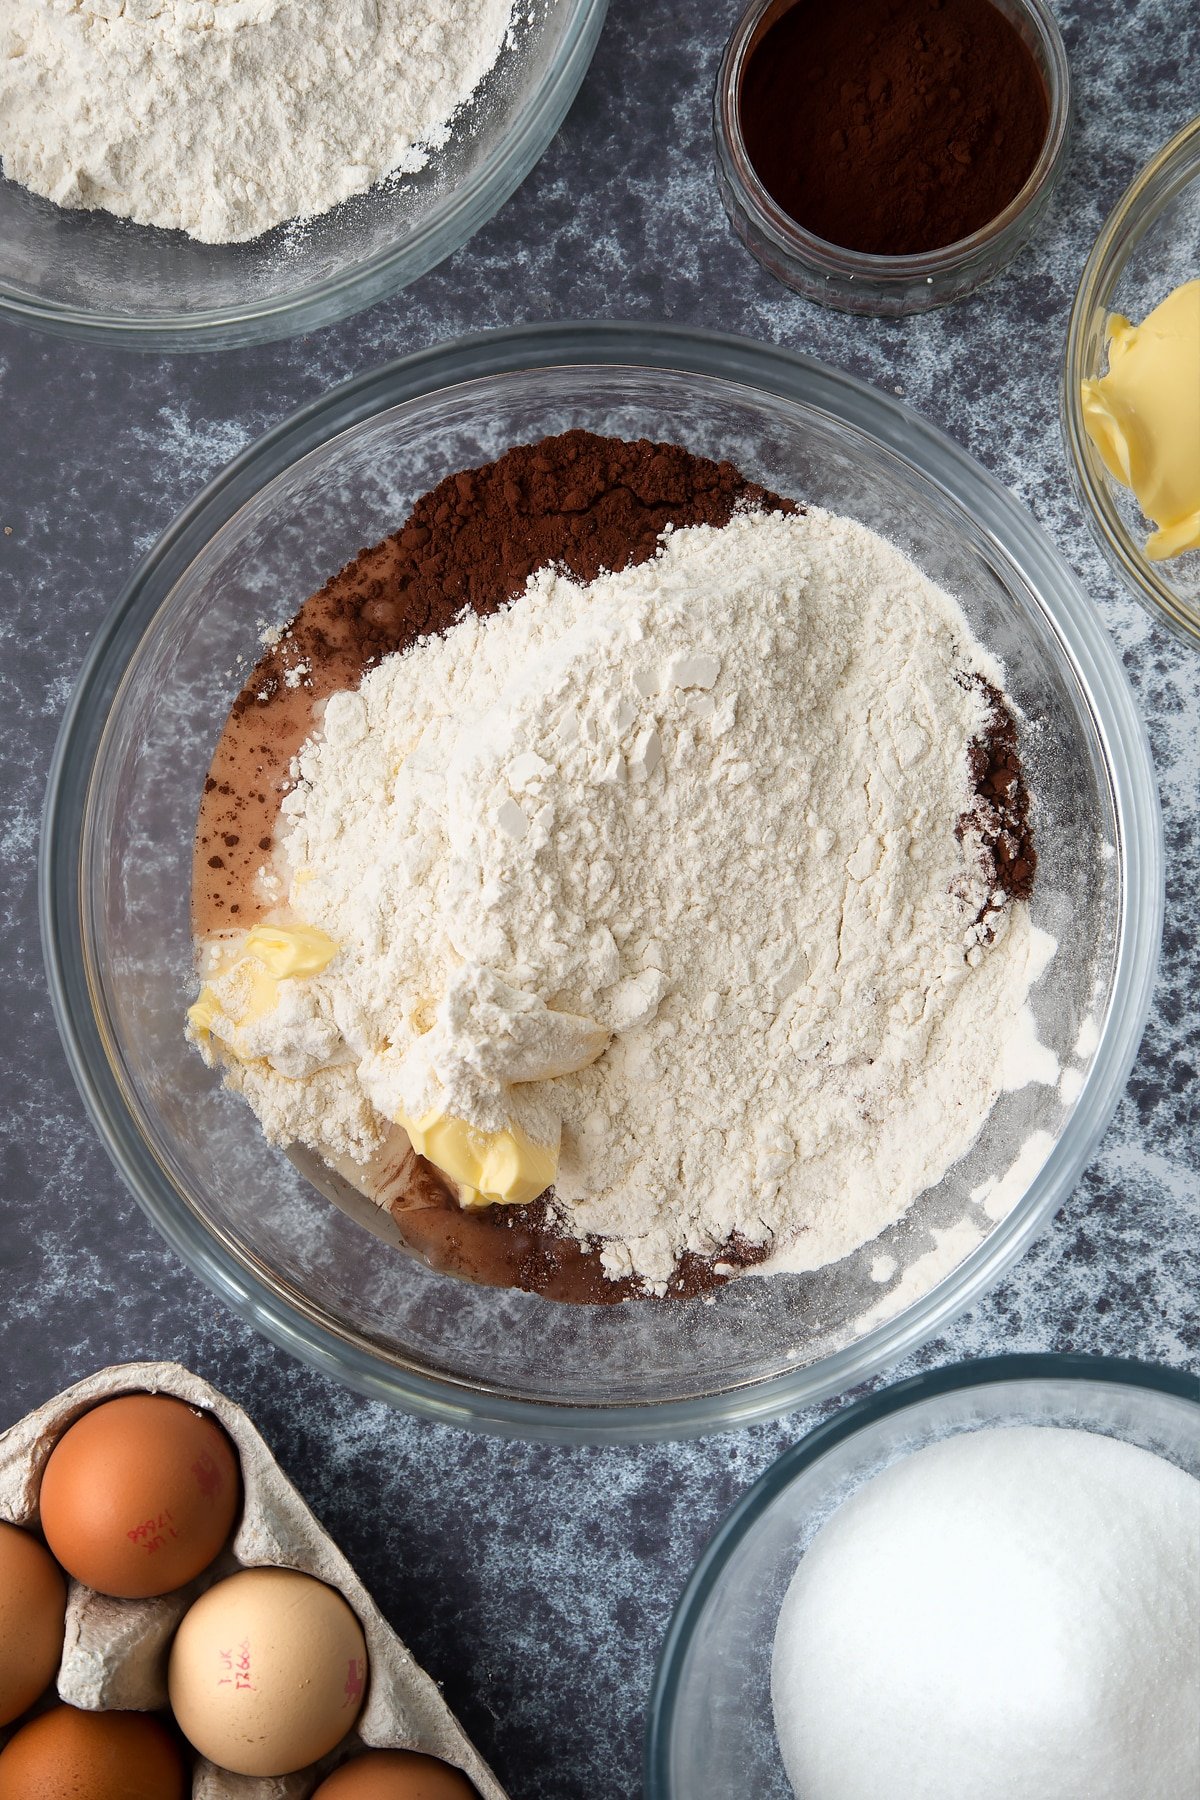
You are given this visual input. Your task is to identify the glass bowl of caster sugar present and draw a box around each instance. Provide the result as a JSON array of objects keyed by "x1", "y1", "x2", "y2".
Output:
[
  {"x1": 42, "y1": 326, "x2": 1162, "y2": 1440},
  {"x1": 647, "y1": 1354, "x2": 1200, "y2": 1799},
  {"x1": 0, "y1": 0, "x2": 607, "y2": 350}
]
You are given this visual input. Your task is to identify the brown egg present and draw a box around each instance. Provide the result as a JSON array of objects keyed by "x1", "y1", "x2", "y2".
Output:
[
  {"x1": 0, "y1": 1521, "x2": 66, "y2": 1726},
  {"x1": 39, "y1": 1393, "x2": 241, "y2": 1598},
  {"x1": 313, "y1": 1750, "x2": 480, "y2": 1798},
  {"x1": 168, "y1": 1566, "x2": 368, "y2": 1776},
  {"x1": 0, "y1": 1705, "x2": 188, "y2": 1800}
]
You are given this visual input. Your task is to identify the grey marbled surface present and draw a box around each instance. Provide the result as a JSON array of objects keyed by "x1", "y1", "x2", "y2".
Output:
[{"x1": 1, "y1": 2, "x2": 1198, "y2": 1796}]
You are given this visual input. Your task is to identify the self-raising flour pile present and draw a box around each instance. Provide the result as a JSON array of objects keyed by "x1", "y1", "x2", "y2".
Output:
[
  {"x1": 189, "y1": 501, "x2": 1056, "y2": 1298},
  {"x1": 772, "y1": 1427, "x2": 1200, "y2": 1800},
  {"x1": 0, "y1": 0, "x2": 514, "y2": 243}
]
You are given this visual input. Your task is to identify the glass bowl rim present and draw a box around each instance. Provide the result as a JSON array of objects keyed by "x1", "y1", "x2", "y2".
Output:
[
  {"x1": 0, "y1": 0, "x2": 608, "y2": 351},
  {"x1": 714, "y1": 0, "x2": 1071, "y2": 283},
  {"x1": 644, "y1": 1350, "x2": 1200, "y2": 1797},
  {"x1": 1061, "y1": 113, "x2": 1200, "y2": 646},
  {"x1": 40, "y1": 321, "x2": 1164, "y2": 1442}
]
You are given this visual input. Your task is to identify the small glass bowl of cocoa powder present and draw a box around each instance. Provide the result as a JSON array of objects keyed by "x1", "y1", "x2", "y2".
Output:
[{"x1": 715, "y1": 0, "x2": 1071, "y2": 316}]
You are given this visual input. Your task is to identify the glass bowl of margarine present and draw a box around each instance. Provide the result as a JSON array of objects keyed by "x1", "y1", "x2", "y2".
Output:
[
  {"x1": 41, "y1": 324, "x2": 1162, "y2": 1441},
  {"x1": 1063, "y1": 115, "x2": 1200, "y2": 647},
  {"x1": 0, "y1": 0, "x2": 606, "y2": 351}
]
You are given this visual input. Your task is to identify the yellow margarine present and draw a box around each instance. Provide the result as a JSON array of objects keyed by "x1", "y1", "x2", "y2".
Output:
[
  {"x1": 399, "y1": 1108, "x2": 559, "y2": 1207},
  {"x1": 1080, "y1": 278, "x2": 1200, "y2": 560},
  {"x1": 240, "y1": 923, "x2": 339, "y2": 978},
  {"x1": 395, "y1": 983, "x2": 610, "y2": 1206},
  {"x1": 187, "y1": 923, "x2": 338, "y2": 1042}
]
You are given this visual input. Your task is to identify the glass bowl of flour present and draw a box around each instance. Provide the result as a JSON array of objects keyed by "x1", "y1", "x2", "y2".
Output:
[
  {"x1": 0, "y1": 0, "x2": 606, "y2": 350},
  {"x1": 41, "y1": 324, "x2": 1162, "y2": 1439},
  {"x1": 645, "y1": 1353, "x2": 1200, "y2": 1798}
]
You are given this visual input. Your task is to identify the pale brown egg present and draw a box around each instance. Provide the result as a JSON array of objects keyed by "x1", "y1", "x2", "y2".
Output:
[
  {"x1": 168, "y1": 1566, "x2": 368, "y2": 1776},
  {"x1": 38, "y1": 1392, "x2": 241, "y2": 1598},
  {"x1": 0, "y1": 1521, "x2": 66, "y2": 1726},
  {"x1": 313, "y1": 1749, "x2": 480, "y2": 1798},
  {"x1": 0, "y1": 1704, "x2": 188, "y2": 1800}
]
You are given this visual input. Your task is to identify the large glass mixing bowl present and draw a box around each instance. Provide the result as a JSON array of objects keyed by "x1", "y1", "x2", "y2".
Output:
[
  {"x1": 0, "y1": 1, "x2": 606, "y2": 350},
  {"x1": 645, "y1": 1354, "x2": 1200, "y2": 1798},
  {"x1": 41, "y1": 325, "x2": 1163, "y2": 1440}
]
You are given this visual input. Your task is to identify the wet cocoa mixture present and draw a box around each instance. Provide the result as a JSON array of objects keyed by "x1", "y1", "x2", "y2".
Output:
[{"x1": 195, "y1": 429, "x2": 1035, "y2": 1303}]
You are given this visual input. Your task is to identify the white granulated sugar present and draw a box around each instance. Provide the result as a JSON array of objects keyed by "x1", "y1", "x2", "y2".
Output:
[
  {"x1": 197, "y1": 507, "x2": 1057, "y2": 1291},
  {"x1": 0, "y1": 0, "x2": 515, "y2": 243},
  {"x1": 771, "y1": 1427, "x2": 1200, "y2": 1800}
]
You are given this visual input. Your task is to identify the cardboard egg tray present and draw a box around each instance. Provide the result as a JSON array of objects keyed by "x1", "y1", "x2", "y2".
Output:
[{"x1": 0, "y1": 1362, "x2": 508, "y2": 1800}]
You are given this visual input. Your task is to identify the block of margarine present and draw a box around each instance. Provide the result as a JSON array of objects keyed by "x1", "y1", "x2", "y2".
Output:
[
  {"x1": 0, "y1": 1364, "x2": 508, "y2": 1800},
  {"x1": 395, "y1": 981, "x2": 609, "y2": 1207},
  {"x1": 188, "y1": 925, "x2": 339, "y2": 1051},
  {"x1": 1080, "y1": 277, "x2": 1200, "y2": 560},
  {"x1": 397, "y1": 1112, "x2": 559, "y2": 1208}
]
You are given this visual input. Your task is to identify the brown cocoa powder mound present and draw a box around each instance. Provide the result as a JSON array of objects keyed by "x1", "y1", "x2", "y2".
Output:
[
  {"x1": 196, "y1": 431, "x2": 794, "y2": 931},
  {"x1": 234, "y1": 428, "x2": 794, "y2": 720},
  {"x1": 960, "y1": 676, "x2": 1037, "y2": 937},
  {"x1": 740, "y1": 0, "x2": 1049, "y2": 257}
]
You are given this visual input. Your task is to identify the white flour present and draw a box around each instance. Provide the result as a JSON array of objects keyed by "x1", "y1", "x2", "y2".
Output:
[
  {"x1": 193, "y1": 508, "x2": 1057, "y2": 1291},
  {"x1": 0, "y1": 0, "x2": 515, "y2": 243},
  {"x1": 772, "y1": 1428, "x2": 1200, "y2": 1800}
]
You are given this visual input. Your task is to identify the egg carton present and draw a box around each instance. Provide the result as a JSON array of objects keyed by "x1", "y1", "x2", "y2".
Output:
[{"x1": 0, "y1": 1362, "x2": 508, "y2": 1800}]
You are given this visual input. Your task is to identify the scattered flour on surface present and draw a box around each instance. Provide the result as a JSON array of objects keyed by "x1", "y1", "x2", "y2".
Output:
[
  {"x1": 972, "y1": 1127, "x2": 1057, "y2": 1224},
  {"x1": 0, "y1": 0, "x2": 515, "y2": 242},
  {"x1": 193, "y1": 508, "x2": 1058, "y2": 1291}
]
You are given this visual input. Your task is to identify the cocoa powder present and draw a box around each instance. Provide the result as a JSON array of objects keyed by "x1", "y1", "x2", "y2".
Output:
[
  {"x1": 961, "y1": 675, "x2": 1037, "y2": 934},
  {"x1": 195, "y1": 430, "x2": 792, "y2": 933},
  {"x1": 739, "y1": 0, "x2": 1049, "y2": 256}
]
